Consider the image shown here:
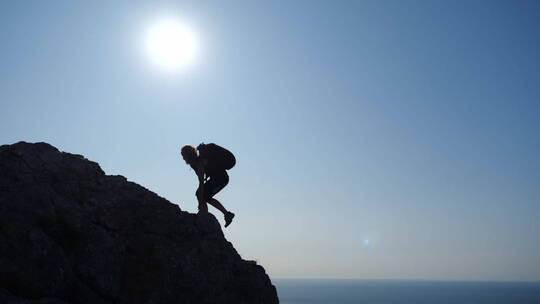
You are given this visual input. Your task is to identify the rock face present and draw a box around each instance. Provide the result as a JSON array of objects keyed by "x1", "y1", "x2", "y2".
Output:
[{"x1": 0, "y1": 142, "x2": 278, "y2": 304}]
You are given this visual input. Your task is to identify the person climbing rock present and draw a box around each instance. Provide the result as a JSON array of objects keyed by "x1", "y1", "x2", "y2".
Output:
[{"x1": 181, "y1": 143, "x2": 236, "y2": 227}]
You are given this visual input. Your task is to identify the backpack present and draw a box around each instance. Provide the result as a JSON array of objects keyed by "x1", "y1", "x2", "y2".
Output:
[{"x1": 197, "y1": 143, "x2": 236, "y2": 171}]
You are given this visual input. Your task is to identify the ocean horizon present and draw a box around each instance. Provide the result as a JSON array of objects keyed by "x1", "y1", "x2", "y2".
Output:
[{"x1": 273, "y1": 279, "x2": 540, "y2": 304}]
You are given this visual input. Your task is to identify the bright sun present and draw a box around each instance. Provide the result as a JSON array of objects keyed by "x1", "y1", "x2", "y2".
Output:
[{"x1": 145, "y1": 19, "x2": 198, "y2": 71}]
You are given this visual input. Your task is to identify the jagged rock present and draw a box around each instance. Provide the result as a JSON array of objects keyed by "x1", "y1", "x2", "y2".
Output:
[{"x1": 0, "y1": 142, "x2": 278, "y2": 304}]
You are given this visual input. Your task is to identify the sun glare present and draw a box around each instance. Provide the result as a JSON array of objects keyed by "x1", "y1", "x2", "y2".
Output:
[{"x1": 145, "y1": 19, "x2": 198, "y2": 71}]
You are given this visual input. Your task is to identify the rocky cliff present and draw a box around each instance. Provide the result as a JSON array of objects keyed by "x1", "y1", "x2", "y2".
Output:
[{"x1": 0, "y1": 142, "x2": 278, "y2": 304}]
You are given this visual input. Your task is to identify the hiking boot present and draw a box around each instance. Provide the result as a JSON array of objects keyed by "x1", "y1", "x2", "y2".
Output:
[{"x1": 224, "y1": 212, "x2": 235, "y2": 228}]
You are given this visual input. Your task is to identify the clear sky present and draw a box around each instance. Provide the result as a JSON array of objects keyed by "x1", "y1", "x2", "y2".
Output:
[{"x1": 1, "y1": 0, "x2": 539, "y2": 281}]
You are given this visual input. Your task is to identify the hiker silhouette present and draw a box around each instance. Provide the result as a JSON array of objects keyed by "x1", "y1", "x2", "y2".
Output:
[{"x1": 181, "y1": 143, "x2": 235, "y2": 227}]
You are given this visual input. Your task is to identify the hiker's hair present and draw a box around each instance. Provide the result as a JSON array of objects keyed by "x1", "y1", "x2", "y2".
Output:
[{"x1": 181, "y1": 145, "x2": 197, "y2": 163}]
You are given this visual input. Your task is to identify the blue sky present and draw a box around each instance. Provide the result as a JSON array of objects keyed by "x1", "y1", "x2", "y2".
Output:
[{"x1": 1, "y1": 0, "x2": 539, "y2": 281}]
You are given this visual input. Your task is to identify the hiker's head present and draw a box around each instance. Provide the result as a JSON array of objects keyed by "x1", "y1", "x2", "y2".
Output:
[{"x1": 181, "y1": 145, "x2": 197, "y2": 164}]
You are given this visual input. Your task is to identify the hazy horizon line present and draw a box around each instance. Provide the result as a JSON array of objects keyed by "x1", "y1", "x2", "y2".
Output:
[{"x1": 272, "y1": 277, "x2": 540, "y2": 283}]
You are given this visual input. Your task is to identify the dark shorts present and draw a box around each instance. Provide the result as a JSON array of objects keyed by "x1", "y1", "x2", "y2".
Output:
[{"x1": 198, "y1": 171, "x2": 229, "y2": 201}]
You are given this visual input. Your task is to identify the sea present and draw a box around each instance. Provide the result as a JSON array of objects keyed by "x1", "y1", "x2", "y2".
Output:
[{"x1": 273, "y1": 279, "x2": 540, "y2": 304}]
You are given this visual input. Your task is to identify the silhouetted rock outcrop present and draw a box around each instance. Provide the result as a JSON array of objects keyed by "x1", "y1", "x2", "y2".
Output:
[{"x1": 0, "y1": 142, "x2": 278, "y2": 304}]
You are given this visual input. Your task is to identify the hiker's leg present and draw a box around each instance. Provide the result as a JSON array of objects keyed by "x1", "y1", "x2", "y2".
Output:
[
  {"x1": 198, "y1": 201, "x2": 208, "y2": 212},
  {"x1": 196, "y1": 187, "x2": 208, "y2": 212},
  {"x1": 203, "y1": 172, "x2": 229, "y2": 215},
  {"x1": 209, "y1": 197, "x2": 234, "y2": 227},
  {"x1": 208, "y1": 198, "x2": 228, "y2": 215}
]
